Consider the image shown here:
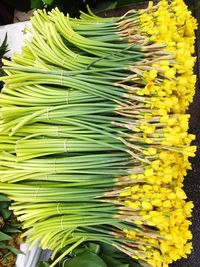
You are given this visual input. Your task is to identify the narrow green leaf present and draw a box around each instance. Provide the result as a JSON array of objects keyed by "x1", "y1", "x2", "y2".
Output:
[
  {"x1": 71, "y1": 247, "x2": 86, "y2": 256},
  {"x1": 87, "y1": 243, "x2": 101, "y2": 254},
  {"x1": 105, "y1": 2, "x2": 118, "y2": 11},
  {"x1": 101, "y1": 254, "x2": 129, "y2": 267},
  {"x1": 63, "y1": 251, "x2": 108, "y2": 267},
  {"x1": 0, "y1": 202, "x2": 10, "y2": 209},
  {"x1": 0, "y1": 242, "x2": 8, "y2": 248},
  {"x1": 0, "y1": 194, "x2": 10, "y2": 202},
  {"x1": 100, "y1": 242, "x2": 119, "y2": 254},
  {"x1": 3, "y1": 225, "x2": 21, "y2": 233},
  {"x1": 0, "y1": 241, "x2": 25, "y2": 255},
  {"x1": 0, "y1": 231, "x2": 12, "y2": 241},
  {"x1": 0, "y1": 33, "x2": 9, "y2": 57},
  {"x1": 1, "y1": 208, "x2": 12, "y2": 220},
  {"x1": 8, "y1": 246, "x2": 23, "y2": 255}
]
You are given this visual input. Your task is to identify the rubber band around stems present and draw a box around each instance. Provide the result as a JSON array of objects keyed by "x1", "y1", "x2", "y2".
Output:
[
  {"x1": 73, "y1": 54, "x2": 79, "y2": 60},
  {"x1": 63, "y1": 139, "x2": 68, "y2": 153},
  {"x1": 66, "y1": 89, "x2": 70, "y2": 105},
  {"x1": 57, "y1": 203, "x2": 62, "y2": 215},
  {"x1": 61, "y1": 54, "x2": 79, "y2": 70},
  {"x1": 54, "y1": 158, "x2": 57, "y2": 173},
  {"x1": 35, "y1": 185, "x2": 41, "y2": 199},
  {"x1": 61, "y1": 57, "x2": 68, "y2": 68},
  {"x1": 56, "y1": 125, "x2": 60, "y2": 137},
  {"x1": 60, "y1": 70, "x2": 64, "y2": 86},
  {"x1": 68, "y1": 32, "x2": 76, "y2": 39}
]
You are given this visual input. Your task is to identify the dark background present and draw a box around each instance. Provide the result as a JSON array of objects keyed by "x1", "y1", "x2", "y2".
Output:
[{"x1": 172, "y1": 0, "x2": 200, "y2": 266}]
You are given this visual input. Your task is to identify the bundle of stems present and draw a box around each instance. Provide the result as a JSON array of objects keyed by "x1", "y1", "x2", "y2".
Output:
[{"x1": 0, "y1": 0, "x2": 197, "y2": 266}]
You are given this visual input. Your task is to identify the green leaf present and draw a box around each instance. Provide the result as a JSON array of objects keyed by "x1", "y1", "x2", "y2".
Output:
[
  {"x1": 0, "y1": 241, "x2": 24, "y2": 255},
  {"x1": 8, "y1": 245, "x2": 23, "y2": 255},
  {"x1": 42, "y1": 0, "x2": 55, "y2": 5},
  {"x1": 105, "y1": 2, "x2": 118, "y2": 10},
  {"x1": 1, "y1": 208, "x2": 12, "y2": 220},
  {"x1": 31, "y1": 0, "x2": 43, "y2": 9},
  {"x1": 3, "y1": 225, "x2": 21, "y2": 233},
  {"x1": 0, "y1": 231, "x2": 12, "y2": 241},
  {"x1": 63, "y1": 251, "x2": 108, "y2": 267},
  {"x1": 87, "y1": 243, "x2": 100, "y2": 254},
  {"x1": 0, "y1": 242, "x2": 8, "y2": 248},
  {"x1": 0, "y1": 202, "x2": 10, "y2": 209},
  {"x1": 71, "y1": 247, "x2": 86, "y2": 256},
  {"x1": 101, "y1": 254, "x2": 129, "y2": 267},
  {"x1": 0, "y1": 194, "x2": 10, "y2": 202},
  {"x1": 0, "y1": 33, "x2": 9, "y2": 58},
  {"x1": 100, "y1": 242, "x2": 118, "y2": 255}
]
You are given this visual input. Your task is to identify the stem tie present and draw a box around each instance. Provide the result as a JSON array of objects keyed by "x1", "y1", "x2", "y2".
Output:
[
  {"x1": 64, "y1": 139, "x2": 68, "y2": 153},
  {"x1": 46, "y1": 106, "x2": 51, "y2": 121},
  {"x1": 34, "y1": 185, "x2": 41, "y2": 199},
  {"x1": 57, "y1": 203, "x2": 62, "y2": 215},
  {"x1": 54, "y1": 158, "x2": 58, "y2": 173},
  {"x1": 66, "y1": 89, "x2": 70, "y2": 105},
  {"x1": 60, "y1": 70, "x2": 64, "y2": 86}
]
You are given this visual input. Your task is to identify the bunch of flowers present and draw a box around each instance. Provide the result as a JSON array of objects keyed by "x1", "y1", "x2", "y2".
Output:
[{"x1": 0, "y1": 1, "x2": 197, "y2": 266}]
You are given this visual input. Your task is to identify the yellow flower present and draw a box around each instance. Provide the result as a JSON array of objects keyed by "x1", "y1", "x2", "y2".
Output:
[
  {"x1": 168, "y1": 192, "x2": 176, "y2": 200},
  {"x1": 175, "y1": 187, "x2": 187, "y2": 199},
  {"x1": 182, "y1": 146, "x2": 197, "y2": 157},
  {"x1": 143, "y1": 70, "x2": 158, "y2": 83},
  {"x1": 164, "y1": 67, "x2": 176, "y2": 78},
  {"x1": 125, "y1": 200, "x2": 140, "y2": 210},
  {"x1": 120, "y1": 187, "x2": 131, "y2": 196},
  {"x1": 184, "y1": 201, "x2": 194, "y2": 217},
  {"x1": 143, "y1": 147, "x2": 157, "y2": 156},
  {"x1": 151, "y1": 160, "x2": 161, "y2": 171},
  {"x1": 151, "y1": 198, "x2": 162, "y2": 207},
  {"x1": 144, "y1": 168, "x2": 154, "y2": 177},
  {"x1": 148, "y1": 1, "x2": 153, "y2": 8},
  {"x1": 142, "y1": 201, "x2": 153, "y2": 211},
  {"x1": 163, "y1": 200, "x2": 172, "y2": 208}
]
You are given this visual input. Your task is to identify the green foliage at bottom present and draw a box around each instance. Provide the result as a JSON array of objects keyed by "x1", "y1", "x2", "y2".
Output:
[{"x1": 37, "y1": 242, "x2": 142, "y2": 267}]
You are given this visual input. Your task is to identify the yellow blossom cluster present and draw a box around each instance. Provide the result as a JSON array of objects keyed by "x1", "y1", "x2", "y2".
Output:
[
  {"x1": 138, "y1": 0, "x2": 197, "y2": 113},
  {"x1": 121, "y1": 169, "x2": 194, "y2": 266},
  {"x1": 121, "y1": 182, "x2": 193, "y2": 266},
  {"x1": 119, "y1": 0, "x2": 197, "y2": 266}
]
